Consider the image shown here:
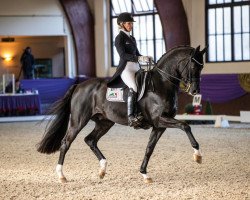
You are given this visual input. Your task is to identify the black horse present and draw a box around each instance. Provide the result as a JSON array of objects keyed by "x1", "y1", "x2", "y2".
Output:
[{"x1": 37, "y1": 45, "x2": 207, "y2": 183}]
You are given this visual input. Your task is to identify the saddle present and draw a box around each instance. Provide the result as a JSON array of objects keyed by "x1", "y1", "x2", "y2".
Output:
[{"x1": 106, "y1": 69, "x2": 153, "y2": 102}]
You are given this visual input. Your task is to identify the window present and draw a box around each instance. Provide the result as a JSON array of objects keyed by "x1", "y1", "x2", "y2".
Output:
[
  {"x1": 110, "y1": 0, "x2": 166, "y2": 66},
  {"x1": 206, "y1": 0, "x2": 250, "y2": 62}
]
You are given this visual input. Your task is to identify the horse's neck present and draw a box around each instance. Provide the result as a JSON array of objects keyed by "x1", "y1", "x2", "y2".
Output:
[
  {"x1": 151, "y1": 65, "x2": 179, "y2": 94},
  {"x1": 159, "y1": 53, "x2": 179, "y2": 70},
  {"x1": 155, "y1": 57, "x2": 180, "y2": 85},
  {"x1": 157, "y1": 47, "x2": 192, "y2": 75},
  {"x1": 150, "y1": 69, "x2": 179, "y2": 102},
  {"x1": 153, "y1": 47, "x2": 193, "y2": 93}
]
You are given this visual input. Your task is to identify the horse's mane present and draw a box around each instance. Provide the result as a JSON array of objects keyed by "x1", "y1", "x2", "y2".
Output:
[{"x1": 156, "y1": 45, "x2": 194, "y2": 66}]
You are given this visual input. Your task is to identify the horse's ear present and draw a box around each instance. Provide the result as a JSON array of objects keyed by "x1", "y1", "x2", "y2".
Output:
[
  {"x1": 192, "y1": 45, "x2": 200, "y2": 56},
  {"x1": 195, "y1": 45, "x2": 200, "y2": 53},
  {"x1": 201, "y1": 45, "x2": 208, "y2": 55}
]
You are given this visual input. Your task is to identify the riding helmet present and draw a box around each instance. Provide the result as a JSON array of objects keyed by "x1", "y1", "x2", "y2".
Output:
[{"x1": 117, "y1": 12, "x2": 135, "y2": 25}]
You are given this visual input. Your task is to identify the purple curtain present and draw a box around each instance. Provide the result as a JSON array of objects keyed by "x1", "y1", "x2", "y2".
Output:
[
  {"x1": 21, "y1": 78, "x2": 76, "y2": 104},
  {"x1": 200, "y1": 74, "x2": 247, "y2": 103},
  {"x1": 0, "y1": 94, "x2": 41, "y2": 116}
]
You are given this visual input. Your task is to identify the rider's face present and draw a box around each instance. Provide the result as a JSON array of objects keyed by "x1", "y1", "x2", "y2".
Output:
[{"x1": 123, "y1": 22, "x2": 133, "y2": 32}]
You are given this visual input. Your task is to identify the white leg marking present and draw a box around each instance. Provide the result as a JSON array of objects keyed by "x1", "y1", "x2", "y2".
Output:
[
  {"x1": 141, "y1": 173, "x2": 150, "y2": 179},
  {"x1": 99, "y1": 159, "x2": 107, "y2": 171},
  {"x1": 193, "y1": 148, "x2": 202, "y2": 156},
  {"x1": 56, "y1": 164, "x2": 65, "y2": 179},
  {"x1": 141, "y1": 173, "x2": 153, "y2": 183},
  {"x1": 99, "y1": 159, "x2": 107, "y2": 179}
]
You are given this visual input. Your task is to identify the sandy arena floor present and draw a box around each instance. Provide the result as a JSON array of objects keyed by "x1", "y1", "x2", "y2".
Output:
[{"x1": 0, "y1": 121, "x2": 249, "y2": 200}]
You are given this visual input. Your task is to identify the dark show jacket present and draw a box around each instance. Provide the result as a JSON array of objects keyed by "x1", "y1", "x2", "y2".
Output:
[{"x1": 107, "y1": 31, "x2": 141, "y2": 88}]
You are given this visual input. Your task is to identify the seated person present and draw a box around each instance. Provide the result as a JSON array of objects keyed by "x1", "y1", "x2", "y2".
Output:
[{"x1": 5, "y1": 79, "x2": 23, "y2": 93}]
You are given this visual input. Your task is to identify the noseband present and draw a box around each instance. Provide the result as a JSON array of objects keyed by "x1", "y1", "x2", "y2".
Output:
[{"x1": 192, "y1": 57, "x2": 204, "y2": 66}]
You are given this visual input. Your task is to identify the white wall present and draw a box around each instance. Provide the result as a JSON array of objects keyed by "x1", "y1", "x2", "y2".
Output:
[
  {"x1": 0, "y1": 0, "x2": 76, "y2": 78},
  {"x1": 0, "y1": 0, "x2": 64, "y2": 36},
  {"x1": 93, "y1": 0, "x2": 112, "y2": 77},
  {"x1": 52, "y1": 48, "x2": 65, "y2": 77}
]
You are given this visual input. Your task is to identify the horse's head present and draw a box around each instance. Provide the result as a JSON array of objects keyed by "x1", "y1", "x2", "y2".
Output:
[
  {"x1": 155, "y1": 45, "x2": 207, "y2": 96},
  {"x1": 180, "y1": 45, "x2": 207, "y2": 96}
]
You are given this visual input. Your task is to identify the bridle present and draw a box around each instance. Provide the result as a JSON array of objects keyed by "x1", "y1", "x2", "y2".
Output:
[
  {"x1": 191, "y1": 57, "x2": 204, "y2": 66},
  {"x1": 154, "y1": 55, "x2": 203, "y2": 94}
]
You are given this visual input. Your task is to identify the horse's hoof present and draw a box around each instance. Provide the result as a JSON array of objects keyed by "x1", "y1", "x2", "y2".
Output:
[
  {"x1": 144, "y1": 178, "x2": 153, "y2": 184},
  {"x1": 193, "y1": 154, "x2": 202, "y2": 164},
  {"x1": 59, "y1": 177, "x2": 67, "y2": 183},
  {"x1": 99, "y1": 169, "x2": 106, "y2": 179}
]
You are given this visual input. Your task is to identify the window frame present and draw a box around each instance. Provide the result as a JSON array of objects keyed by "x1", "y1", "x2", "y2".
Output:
[
  {"x1": 110, "y1": 0, "x2": 166, "y2": 67},
  {"x1": 205, "y1": 0, "x2": 250, "y2": 63}
]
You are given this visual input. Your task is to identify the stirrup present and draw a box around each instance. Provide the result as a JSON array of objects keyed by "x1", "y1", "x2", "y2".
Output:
[
  {"x1": 136, "y1": 112, "x2": 144, "y2": 121},
  {"x1": 128, "y1": 115, "x2": 141, "y2": 127}
]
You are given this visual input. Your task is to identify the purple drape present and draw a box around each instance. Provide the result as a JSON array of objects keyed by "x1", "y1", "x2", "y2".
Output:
[
  {"x1": 200, "y1": 74, "x2": 247, "y2": 103},
  {"x1": 21, "y1": 78, "x2": 76, "y2": 104},
  {"x1": 0, "y1": 94, "x2": 41, "y2": 116}
]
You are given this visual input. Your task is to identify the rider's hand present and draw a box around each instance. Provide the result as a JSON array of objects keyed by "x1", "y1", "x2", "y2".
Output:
[
  {"x1": 148, "y1": 56, "x2": 153, "y2": 62},
  {"x1": 138, "y1": 56, "x2": 152, "y2": 63}
]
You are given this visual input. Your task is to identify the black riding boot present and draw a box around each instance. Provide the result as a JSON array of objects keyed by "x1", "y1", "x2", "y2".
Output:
[{"x1": 127, "y1": 88, "x2": 141, "y2": 127}]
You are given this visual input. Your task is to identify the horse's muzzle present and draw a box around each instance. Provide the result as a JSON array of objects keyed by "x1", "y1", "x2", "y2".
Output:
[{"x1": 189, "y1": 82, "x2": 200, "y2": 96}]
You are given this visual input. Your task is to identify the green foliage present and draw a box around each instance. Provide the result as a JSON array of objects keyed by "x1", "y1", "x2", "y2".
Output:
[
  {"x1": 205, "y1": 100, "x2": 213, "y2": 115},
  {"x1": 185, "y1": 103, "x2": 194, "y2": 114}
]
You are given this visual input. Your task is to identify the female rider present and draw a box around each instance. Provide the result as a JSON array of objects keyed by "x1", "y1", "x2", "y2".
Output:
[{"x1": 107, "y1": 12, "x2": 152, "y2": 127}]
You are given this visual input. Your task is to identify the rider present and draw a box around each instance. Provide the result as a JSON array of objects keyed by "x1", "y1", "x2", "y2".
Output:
[{"x1": 107, "y1": 12, "x2": 152, "y2": 127}]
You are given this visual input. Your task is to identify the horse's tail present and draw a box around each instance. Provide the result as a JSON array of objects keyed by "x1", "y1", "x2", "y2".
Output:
[{"x1": 36, "y1": 84, "x2": 78, "y2": 154}]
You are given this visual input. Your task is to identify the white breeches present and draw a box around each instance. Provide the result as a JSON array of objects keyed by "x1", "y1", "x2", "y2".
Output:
[{"x1": 121, "y1": 61, "x2": 140, "y2": 92}]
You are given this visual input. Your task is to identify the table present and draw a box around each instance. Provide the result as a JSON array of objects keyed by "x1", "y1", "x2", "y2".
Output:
[{"x1": 0, "y1": 94, "x2": 41, "y2": 116}]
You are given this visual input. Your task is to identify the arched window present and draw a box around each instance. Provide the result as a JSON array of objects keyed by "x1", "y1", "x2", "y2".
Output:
[
  {"x1": 110, "y1": 0, "x2": 166, "y2": 66},
  {"x1": 206, "y1": 0, "x2": 250, "y2": 62}
]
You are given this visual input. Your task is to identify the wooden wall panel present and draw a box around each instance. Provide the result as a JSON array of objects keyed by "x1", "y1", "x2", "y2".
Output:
[
  {"x1": 60, "y1": 0, "x2": 96, "y2": 77},
  {"x1": 154, "y1": 0, "x2": 190, "y2": 50}
]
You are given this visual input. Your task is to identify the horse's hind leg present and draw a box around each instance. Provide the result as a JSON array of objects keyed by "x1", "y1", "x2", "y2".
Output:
[
  {"x1": 56, "y1": 119, "x2": 89, "y2": 183},
  {"x1": 157, "y1": 116, "x2": 202, "y2": 163},
  {"x1": 84, "y1": 119, "x2": 114, "y2": 179}
]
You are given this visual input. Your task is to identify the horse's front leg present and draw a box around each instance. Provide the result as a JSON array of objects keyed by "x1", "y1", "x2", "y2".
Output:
[
  {"x1": 140, "y1": 127, "x2": 166, "y2": 183},
  {"x1": 157, "y1": 116, "x2": 202, "y2": 163}
]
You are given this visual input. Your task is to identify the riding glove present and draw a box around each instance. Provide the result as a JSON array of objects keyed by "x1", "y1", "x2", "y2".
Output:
[{"x1": 138, "y1": 56, "x2": 152, "y2": 63}]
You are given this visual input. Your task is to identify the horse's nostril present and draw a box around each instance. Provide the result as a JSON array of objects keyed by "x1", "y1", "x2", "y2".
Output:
[{"x1": 192, "y1": 90, "x2": 198, "y2": 95}]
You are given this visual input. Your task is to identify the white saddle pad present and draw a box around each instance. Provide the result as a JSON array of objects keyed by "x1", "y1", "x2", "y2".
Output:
[{"x1": 106, "y1": 88, "x2": 125, "y2": 102}]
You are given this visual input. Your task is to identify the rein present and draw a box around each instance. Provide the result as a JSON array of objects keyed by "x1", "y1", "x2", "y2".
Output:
[
  {"x1": 154, "y1": 57, "x2": 192, "y2": 92},
  {"x1": 148, "y1": 51, "x2": 203, "y2": 94},
  {"x1": 155, "y1": 67, "x2": 183, "y2": 84}
]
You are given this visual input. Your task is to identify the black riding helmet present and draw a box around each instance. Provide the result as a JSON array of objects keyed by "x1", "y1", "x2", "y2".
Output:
[{"x1": 117, "y1": 12, "x2": 135, "y2": 25}]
